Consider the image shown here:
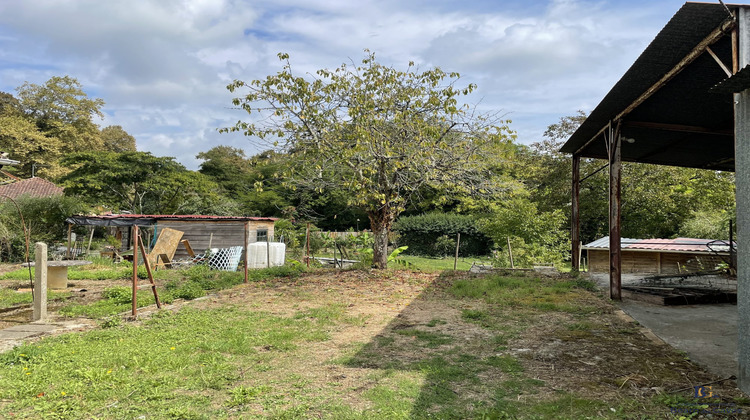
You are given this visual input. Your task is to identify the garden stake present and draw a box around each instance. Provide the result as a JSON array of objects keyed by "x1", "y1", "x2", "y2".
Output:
[
  {"x1": 454, "y1": 233, "x2": 460, "y2": 270},
  {"x1": 507, "y1": 237, "x2": 514, "y2": 269},
  {"x1": 305, "y1": 223, "x2": 310, "y2": 267}
]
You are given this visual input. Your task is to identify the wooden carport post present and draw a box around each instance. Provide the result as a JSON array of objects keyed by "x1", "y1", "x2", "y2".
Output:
[
  {"x1": 608, "y1": 122, "x2": 622, "y2": 300},
  {"x1": 571, "y1": 155, "x2": 581, "y2": 272},
  {"x1": 735, "y1": 5, "x2": 750, "y2": 395}
]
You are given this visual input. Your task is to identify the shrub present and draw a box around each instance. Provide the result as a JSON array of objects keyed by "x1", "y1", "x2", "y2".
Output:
[
  {"x1": 393, "y1": 212, "x2": 492, "y2": 257},
  {"x1": 479, "y1": 199, "x2": 567, "y2": 267}
]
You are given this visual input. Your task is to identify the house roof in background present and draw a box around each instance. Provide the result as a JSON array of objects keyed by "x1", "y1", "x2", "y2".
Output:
[
  {"x1": 0, "y1": 177, "x2": 64, "y2": 200},
  {"x1": 583, "y1": 236, "x2": 733, "y2": 254}
]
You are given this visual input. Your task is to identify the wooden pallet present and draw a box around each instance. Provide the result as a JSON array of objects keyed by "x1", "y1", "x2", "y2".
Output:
[{"x1": 622, "y1": 286, "x2": 737, "y2": 306}]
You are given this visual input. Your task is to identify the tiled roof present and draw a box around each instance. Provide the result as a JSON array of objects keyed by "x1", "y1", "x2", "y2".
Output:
[
  {"x1": 583, "y1": 236, "x2": 733, "y2": 254},
  {"x1": 0, "y1": 177, "x2": 63, "y2": 200}
]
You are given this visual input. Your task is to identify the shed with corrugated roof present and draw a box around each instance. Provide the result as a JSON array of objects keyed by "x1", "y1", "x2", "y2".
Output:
[
  {"x1": 66, "y1": 213, "x2": 277, "y2": 260},
  {"x1": 584, "y1": 237, "x2": 732, "y2": 274}
]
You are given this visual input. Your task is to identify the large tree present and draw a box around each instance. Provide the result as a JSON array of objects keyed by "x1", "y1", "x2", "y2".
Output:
[
  {"x1": 60, "y1": 151, "x2": 221, "y2": 215},
  {"x1": 224, "y1": 52, "x2": 511, "y2": 268},
  {"x1": 101, "y1": 125, "x2": 137, "y2": 152},
  {"x1": 16, "y1": 76, "x2": 105, "y2": 154}
]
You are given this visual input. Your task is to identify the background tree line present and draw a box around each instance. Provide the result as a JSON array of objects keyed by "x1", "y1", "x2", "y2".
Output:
[{"x1": 0, "y1": 66, "x2": 736, "y2": 266}]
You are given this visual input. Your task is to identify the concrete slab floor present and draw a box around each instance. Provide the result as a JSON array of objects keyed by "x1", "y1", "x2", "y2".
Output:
[
  {"x1": 619, "y1": 300, "x2": 738, "y2": 379},
  {"x1": 0, "y1": 321, "x2": 93, "y2": 354},
  {"x1": 587, "y1": 272, "x2": 739, "y2": 378}
]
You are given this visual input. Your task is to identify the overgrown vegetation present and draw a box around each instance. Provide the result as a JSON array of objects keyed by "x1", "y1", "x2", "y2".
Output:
[
  {"x1": 57, "y1": 264, "x2": 304, "y2": 319},
  {"x1": 0, "y1": 268, "x2": 746, "y2": 418},
  {"x1": 0, "y1": 195, "x2": 89, "y2": 262},
  {"x1": 394, "y1": 212, "x2": 491, "y2": 257}
]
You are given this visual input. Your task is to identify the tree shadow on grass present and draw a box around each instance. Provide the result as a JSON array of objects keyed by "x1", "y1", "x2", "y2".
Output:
[{"x1": 340, "y1": 274, "x2": 531, "y2": 419}]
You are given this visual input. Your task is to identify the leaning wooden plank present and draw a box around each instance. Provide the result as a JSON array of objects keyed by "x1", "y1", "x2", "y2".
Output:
[
  {"x1": 148, "y1": 228, "x2": 184, "y2": 268},
  {"x1": 157, "y1": 254, "x2": 173, "y2": 269},
  {"x1": 181, "y1": 239, "x2": 196, "y2": 258}
]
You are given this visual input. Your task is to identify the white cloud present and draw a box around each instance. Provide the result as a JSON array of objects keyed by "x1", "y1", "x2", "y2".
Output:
[{"x1": 0, "y1": 0, "x2": 690, "y2": 168}]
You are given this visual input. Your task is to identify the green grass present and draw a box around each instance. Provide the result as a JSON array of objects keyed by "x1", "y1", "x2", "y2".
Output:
[
  {"x1": 0, "y1": 306, "x2": 330, "y2": 419},
  {"x1": 57, "y1": 264, "x2": 305, "y2": 319},
  {"x1": 398, "y1": 255, "x2": 492, "y2": 272},
  {"x1": 1, "y1": 268, "x2": 742, "y2": 419},
  {"x1": 450, "y1": 274, "x2": 599, "y2": 314},
  {"x1": 0, "y1": 288, "x2": 70, "y2": 310}
]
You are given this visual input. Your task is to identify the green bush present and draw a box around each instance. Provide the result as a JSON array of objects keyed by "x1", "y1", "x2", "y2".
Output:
[
  {"x1": 393, "y1": 212, "x2": 492, "y2": 257},
  {"x1": 479, "y1": 199, "x2": 567, "y2": 267}
]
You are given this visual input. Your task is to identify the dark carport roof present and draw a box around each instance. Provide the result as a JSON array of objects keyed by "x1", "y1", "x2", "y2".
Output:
[{"x1": 560, "y1": 2, "x2": 742, "y2": 172}]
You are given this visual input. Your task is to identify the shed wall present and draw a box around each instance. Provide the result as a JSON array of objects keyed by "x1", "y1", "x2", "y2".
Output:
[
  {"x1": 157, "y1": 220, "x2": 275, "y2": 260},
  {"x1": 589, "y1": 250, "x2": 658, "y2": 273},
  {"x1": 587, "y1": 250, "x2": 726, "y2": 274}
]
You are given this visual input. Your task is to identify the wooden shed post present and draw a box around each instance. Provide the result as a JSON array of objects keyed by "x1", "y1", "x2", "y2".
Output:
[
  {"x1": 571, "y1": 154, "x2": 581, "y2": 272},
  {"x1": 734, "y1": 5, "x2": 750, "y2": 395},
  {"x1": 608, "y1": 123, "x2": 622, "y2": 300}
]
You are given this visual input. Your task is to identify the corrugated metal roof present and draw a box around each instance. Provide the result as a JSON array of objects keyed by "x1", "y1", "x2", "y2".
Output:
[
  {"x1": 560, "y1": 2, "x2": 739, "y2": 171},
  {"x1": 68, "y1": 214, "x2": 278, "y2": 226},
  {"x1": 583, "y1": 236, "x2": 733, "y2": 253},
  {"x1": 98, "y1": 213, "x2": 278, "y2": 222}
]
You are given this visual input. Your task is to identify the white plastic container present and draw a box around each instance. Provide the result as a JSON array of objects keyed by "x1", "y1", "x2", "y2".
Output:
[{"x1": 246, "y1": 242, "x2": 286, "y2": 268}]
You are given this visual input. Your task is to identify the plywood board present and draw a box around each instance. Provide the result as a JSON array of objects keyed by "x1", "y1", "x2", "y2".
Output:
[{"x1": 148, "y1": 228, "x2": 183, "y2": 268}]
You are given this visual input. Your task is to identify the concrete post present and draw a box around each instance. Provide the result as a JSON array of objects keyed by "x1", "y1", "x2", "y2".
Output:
[
  {"x1": 32, "y1": 242, "x2": 47, "y2": 322},
  {"x1": 735, "y1": 6, "x2": 750, "y2": 394}
]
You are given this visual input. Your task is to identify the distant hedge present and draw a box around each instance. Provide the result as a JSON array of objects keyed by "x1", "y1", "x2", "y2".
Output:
[{"x1": 393, "y1": 213, "x2": 493, "y2": 257}]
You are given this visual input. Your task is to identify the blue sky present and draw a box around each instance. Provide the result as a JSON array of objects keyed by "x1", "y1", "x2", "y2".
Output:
[{"x1": 0, "y1": 0, "x2": 692, "y2": 169}]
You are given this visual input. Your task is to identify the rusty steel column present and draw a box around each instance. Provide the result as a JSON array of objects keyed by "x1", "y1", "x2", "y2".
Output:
[
  {"x1": 608, "y1": 123, "x2": 622, "y2": 300},
  {"x1": 571, "y1": 154, "x2": 581, "y2": 272}
]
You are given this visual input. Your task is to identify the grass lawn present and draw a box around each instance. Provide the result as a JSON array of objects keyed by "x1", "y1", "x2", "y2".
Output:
[
  {"x1": 0, "y1": 269, "x2": 747, "y2": 418},
  {"x1": 399, "y1": 255, "x2": 492, "y2": 272}
]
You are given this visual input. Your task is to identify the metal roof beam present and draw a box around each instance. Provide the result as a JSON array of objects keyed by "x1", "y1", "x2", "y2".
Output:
[
  {"x1": 706, "y1": 45, "x2": 733, "y2": 77},
  {"x1": 622, "y1": 120, "x2": 733, "y2": 135},
  {"x1": 614, "y1": 17, "x2": 736, "y2": 123}
]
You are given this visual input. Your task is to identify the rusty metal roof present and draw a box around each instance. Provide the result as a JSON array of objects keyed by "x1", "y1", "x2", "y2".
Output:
[
  {"x1": 97, "y1": 213, "x2": 277, "y2": 222},
  {"x1": 560, "y1": 2, "x2": 742, "y2": 171},
  {"x1": 583, "y1": 236, "x2": 733, "y2": 254},
  {"x1": 66, "y1": 213, "x2": 278, "y2": 227}
]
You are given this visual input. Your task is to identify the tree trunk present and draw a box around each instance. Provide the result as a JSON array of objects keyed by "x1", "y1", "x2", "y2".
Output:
[{"x1": 368, "y1": 207, "x2": 395, "y2": 269}]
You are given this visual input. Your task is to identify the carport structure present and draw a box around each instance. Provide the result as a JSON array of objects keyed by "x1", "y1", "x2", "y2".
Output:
[{"x1": 560, "y1": 2, "x2": 749, "y2": 392}]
